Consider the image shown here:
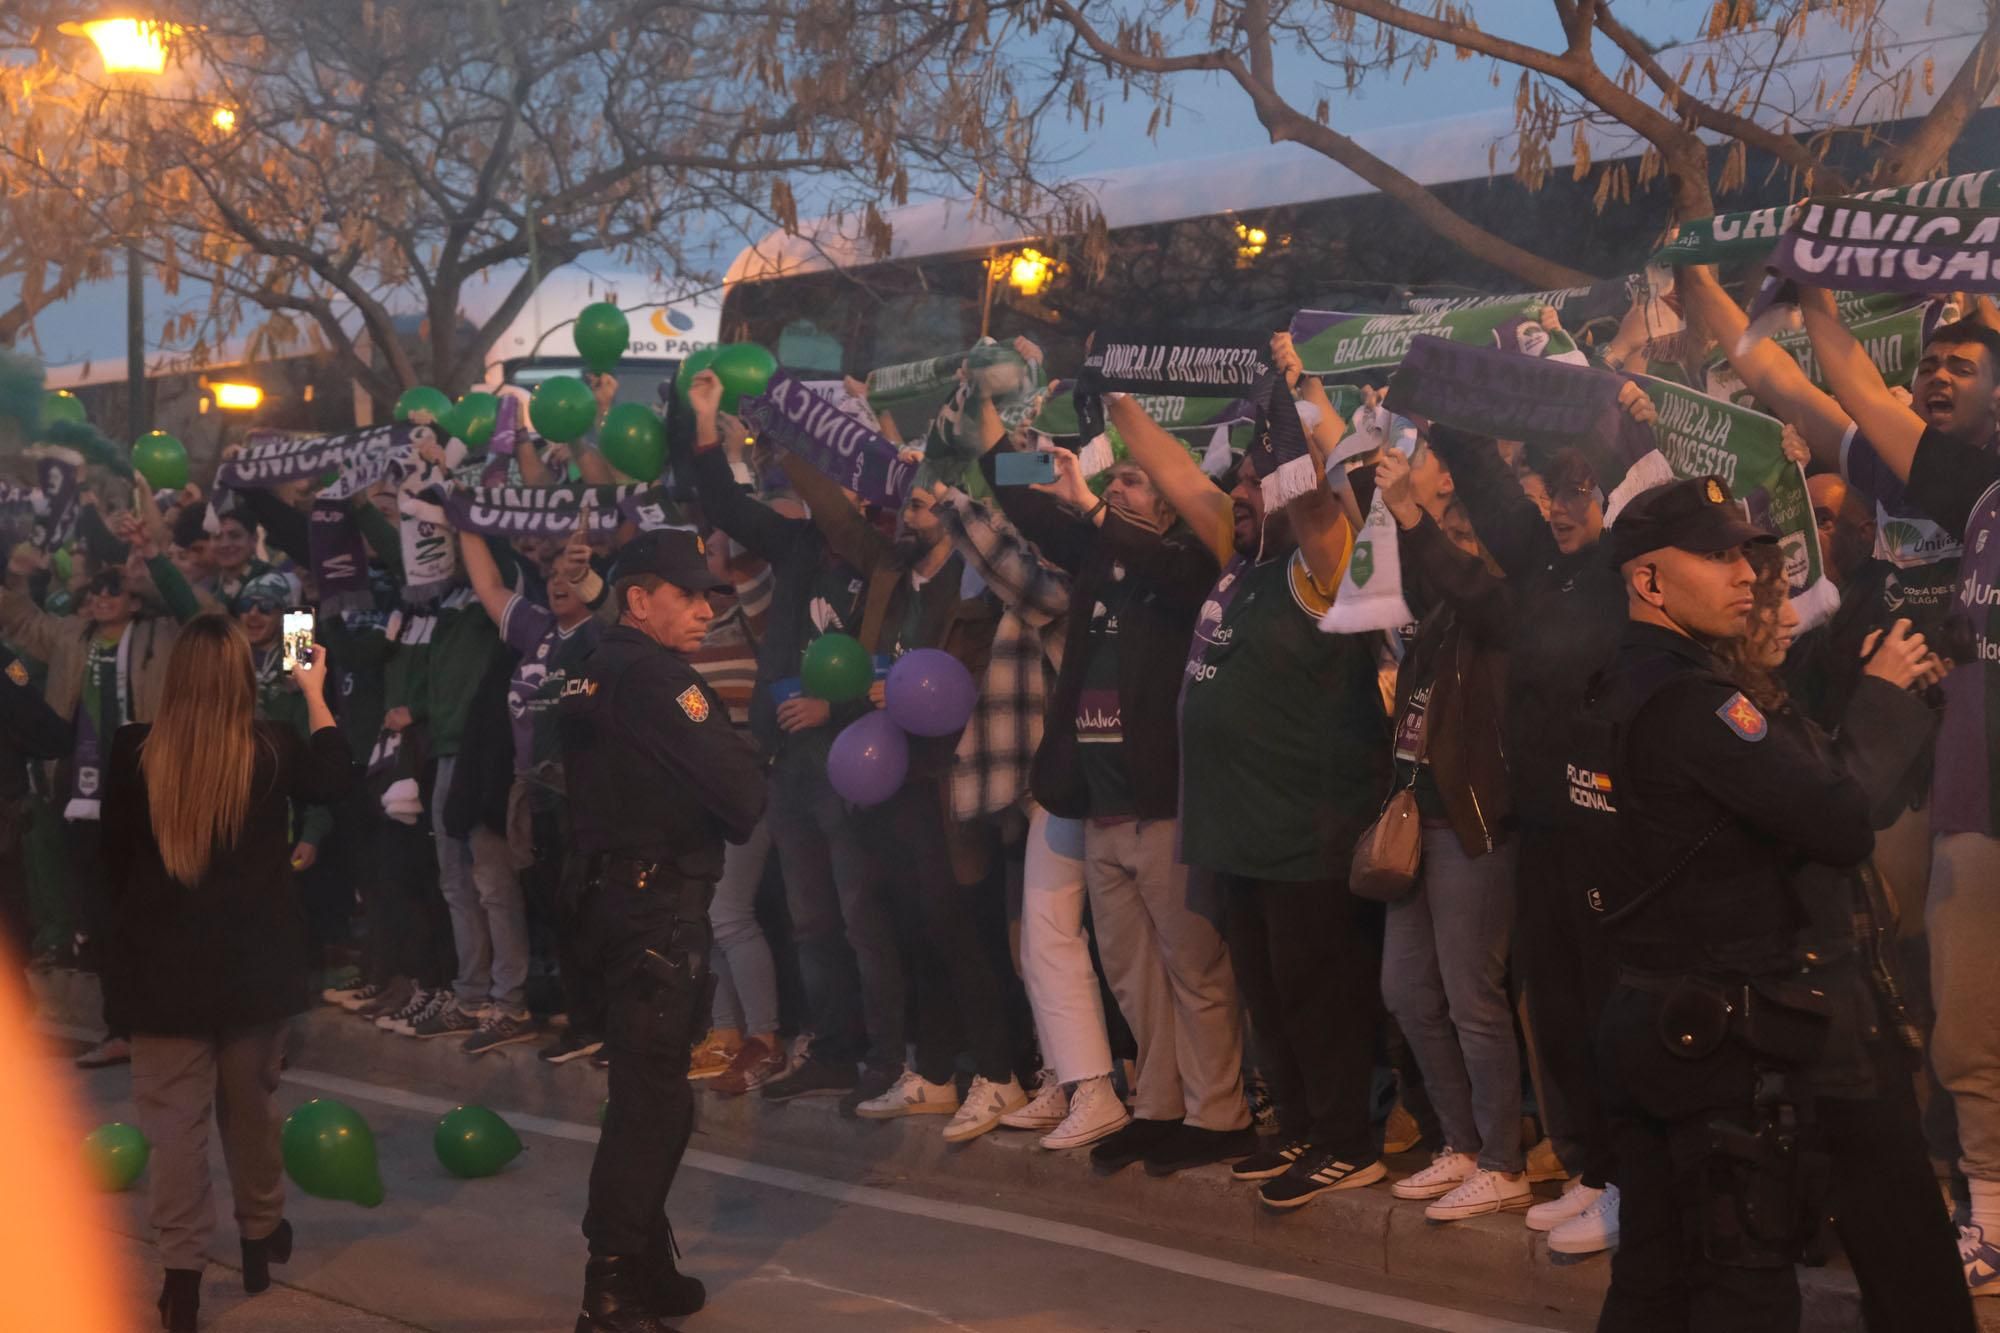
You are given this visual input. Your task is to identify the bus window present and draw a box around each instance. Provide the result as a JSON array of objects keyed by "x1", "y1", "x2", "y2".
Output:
[{"x1": 776, "y1": 319, "x2": 844, "y2": 374}]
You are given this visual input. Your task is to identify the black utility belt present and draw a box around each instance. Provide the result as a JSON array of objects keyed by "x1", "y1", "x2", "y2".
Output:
[
  {"x1": 585, "y1": 853, "x2": 709, "y2": 892},
  {"x1": 1619, "y1": 968, "x2": 1832, "y2": 1066}
]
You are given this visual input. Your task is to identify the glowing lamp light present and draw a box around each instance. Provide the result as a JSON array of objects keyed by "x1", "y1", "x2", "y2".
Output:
[
  {"x1": 210, "y1": 106, "x2": 235, "y2": 132},
  {"x1": 211, "y1": 382, "x2": 263, "y2": 411},
  {"x1": 59, "y1": 17, "x2": 181, "y2": 76},
  {"x1": 1004, "y1": 248, "x2": 1054, "y2": 296},
  {"x1": 1234, "y1": 222, "x2": 1269, "y2": 265}
]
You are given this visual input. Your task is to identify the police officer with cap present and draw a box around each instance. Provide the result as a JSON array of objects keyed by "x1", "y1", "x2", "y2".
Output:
[
  {"x1": 560, "y1": 527, "x2": 766, "y2": 1333},
  {"x1": 1568, "y1": 476, "x2": 1874, "y2": 1332}
]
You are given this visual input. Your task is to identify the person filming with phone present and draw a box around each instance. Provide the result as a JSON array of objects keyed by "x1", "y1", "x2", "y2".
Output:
[{"x1": 100, "y1": 613, "x2": 355, "y2": 1331}]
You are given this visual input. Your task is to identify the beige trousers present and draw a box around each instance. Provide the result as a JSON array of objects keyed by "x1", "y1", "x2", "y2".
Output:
[
  {"x1": 1083, "y1": 820, "x2": 1248, "y2": 1131},
  {"x1": 130, "y1": 1020, "x2": 288, "y2": 1271}
]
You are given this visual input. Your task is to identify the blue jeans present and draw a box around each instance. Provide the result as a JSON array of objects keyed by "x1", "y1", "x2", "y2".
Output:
[
  {"x1": 1381, "y1": 827, "x2": 1521, "y2": 1173},
  {"x1": 764, "y1": 746, "x2": 902, "y2": 1068},
  {"x1": 708, "y1": 819, "x2": 778, "y2": 1036},
  {"x1": 433, "y1": 756, "x2": 531, "y2": 1014}
]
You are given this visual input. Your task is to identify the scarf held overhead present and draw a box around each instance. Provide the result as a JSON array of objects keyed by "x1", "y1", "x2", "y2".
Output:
[
  {"x1": 443, "y1": 483, "x2": 646, "y2": 538},
  {"x1": 740, "y1": 371, "x2": 918, "y2": 508},
  {"x1": 1652, "y1": 170, "x2": 2000, "y2": 268}
]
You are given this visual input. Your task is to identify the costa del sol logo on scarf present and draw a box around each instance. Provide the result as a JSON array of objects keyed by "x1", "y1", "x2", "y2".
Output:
[
  {"x1": 1349, "y1": 541, "x2": 1374, "y2": 587},
  {"x1": 1716, "y1": 691, "x2": 1767, "y2": 742}
]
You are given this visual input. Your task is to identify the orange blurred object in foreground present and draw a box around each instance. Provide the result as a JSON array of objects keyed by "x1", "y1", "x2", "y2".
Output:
[{"x1": 0, "y1": 971, "x2": 131, "y2": 1330}]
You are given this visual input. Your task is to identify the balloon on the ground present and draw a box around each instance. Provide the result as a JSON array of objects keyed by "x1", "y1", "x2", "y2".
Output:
[
  {"x1": 530, "y1": 376, "x2": 598, "y2": 444},
  {"x1": 712, "y1": 343, "x2": 778, "y2": 413},
  {"x1": 885, "y1": 648, "x2": 976, "y2": 737},
  {"x1": 598, "y1": 403, "x2": 666, "y2": 481},
  {"x1": 827, "y1": 711, "x2": 908, "y2": 807},
  {"x1": 82, "y1": 1122, "x2": 148, "y2": 1192},
  {"x1": 393, "y1": 385, "x2": 453, "y2": 424},
  {"x1": 281, "y1": 1099, "x2": 384, "y2": 1207},
  {"x1": 433, "y1": 1105, "x2": 523, "y2": 1179},
  {"x1": 800, "y1": 632, "x2": 872, "y2": 703},
  {"x1": 131, "y1": 432, "x2": 189, "y2": 491},
  {"x1": 673, "y1": 347, "x2": 720, "y2": 405},
  {"x1": 40, "y1": 390, "x2": 87, "y2": 430},
  {"x1": 447, "y1": 391, "x2": 499, "y2": 449},
  {"x1": 574, "y1": 303, "x2": 630, "y2": 375}
]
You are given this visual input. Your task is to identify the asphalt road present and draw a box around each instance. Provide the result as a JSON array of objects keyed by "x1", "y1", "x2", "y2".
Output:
[{"x1": 65, "y1": 1047, "x2": 1572, "y2": 1333}]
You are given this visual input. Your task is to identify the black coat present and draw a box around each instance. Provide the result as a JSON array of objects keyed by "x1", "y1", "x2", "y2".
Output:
[
  {"x1": 981, "y1": 451, "x2": 1219, "y2": 821},
  {"x1": 102, "y1": 721, "x2": 356, "y2": 1036}
]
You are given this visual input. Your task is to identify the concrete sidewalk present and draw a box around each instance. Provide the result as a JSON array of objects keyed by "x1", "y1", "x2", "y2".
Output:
[{"x1": 34, "y1": 968, "x2": 1989, "y2": 1333}]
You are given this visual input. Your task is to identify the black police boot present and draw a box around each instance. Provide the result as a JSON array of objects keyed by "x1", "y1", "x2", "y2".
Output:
[
  {"x1": 575, "y1": 1255, "x2": 678, "y2": 1333},
  {"x1": 241, "y1": 1218, "x2": 293, "y2": 1293},
  {"x1": 643, "y1": 1219, "x2": 707, "y2": 1318},
  {"x1": 157, "y1": 1267, "x2": 200, "y2": 1331}
]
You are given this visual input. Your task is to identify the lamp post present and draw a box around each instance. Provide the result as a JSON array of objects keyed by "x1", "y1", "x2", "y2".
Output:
[{"x1": 59, "y1": 13, "x2": 177, "y2": 439}]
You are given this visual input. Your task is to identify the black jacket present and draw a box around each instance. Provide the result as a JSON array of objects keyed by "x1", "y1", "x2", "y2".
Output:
[
  {"x1": 982, "y1": 451, "x2": 1218, "y2": 820},
  {"x1": 558, "y1": 625, "x2": 767, "y2": 880},
  {"x1": 102, "y1": 722, "x2": 356, "y2": 1035},
  {"x1": 690, "y1": 445, "x2": 866, "y2": 760},
  {"x1": 1428, "y1": 428, "x2": 1626, "y2": 826}
]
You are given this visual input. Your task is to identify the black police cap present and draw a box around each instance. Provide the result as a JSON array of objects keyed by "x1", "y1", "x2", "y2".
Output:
[
  {"x1": 610, "y1": 528, "x2": 730, "y2": 593},
  {"x1": 1607, "y1": 476, "x2": 1774, "y2": 567}
]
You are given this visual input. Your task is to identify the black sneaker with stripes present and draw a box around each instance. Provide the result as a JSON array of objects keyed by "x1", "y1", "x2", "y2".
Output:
[
  {"x1": 1231, "y1": 1135, "x2": 1311, "y2": 1182},
  {"x1": 1259, "y1": 1147, "x2": 1387, "y2": 1209}
]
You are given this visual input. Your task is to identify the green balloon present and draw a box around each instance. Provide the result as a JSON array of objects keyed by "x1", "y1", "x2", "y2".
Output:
[
  {"x1": 394, "y1": 385, "x2": 453, "y2": 424},
  {"x1": 83, "y1": 1122, "x2": 149, "y2": 1192},
  {"x1": 712, "y1": 342, "x2": 778, "y2": 413},
  {"x1": 41, "y1": 390, "x2": 88, "y2": 431},
  {"x1": 574, "y1": 303, "x2": 631, "y2": 375},
  {"x1": 281, "y1": 1099, "x2": 384, "y2": 1207},
  {"x1": 131, "y1": 432, "x2": 189, "y2": 491},
  {"x1": 433, "y1": 1104, "x2": 523, "y2": 1179},
  {"x1": 673, "y1": 346, "x2": 721, "y2": 405},
  {"x1": 800, "y1": 632, "x2": 872, "y2": 704},
  {"x1": 598, "y1": 402, "x2": 666, "y2": 481},
  {"x1": 530, "y1": 375, "x2": 598, "y2": 445},
  {"x1": 448, "y1": 391, "x2": 499, "y2": 449}
]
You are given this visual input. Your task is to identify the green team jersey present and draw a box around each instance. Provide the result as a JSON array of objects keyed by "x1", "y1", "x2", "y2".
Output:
[{"x1": 1178, "y1": 548, "x2": 1391, "y2": 882}]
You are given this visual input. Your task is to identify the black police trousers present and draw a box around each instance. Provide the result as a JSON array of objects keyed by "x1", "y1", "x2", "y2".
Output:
[
  {"x1": 574, "y1": 857, "x2": 714, "y2": 1259},
  {"x1": 1595, "y1": 984, "x2": 1800, "y2": 1333}
]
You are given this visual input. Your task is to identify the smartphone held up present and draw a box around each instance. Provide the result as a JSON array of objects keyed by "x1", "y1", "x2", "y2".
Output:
[{"x1": 282, "y1": 609, "x2": 315, "y2": 673}]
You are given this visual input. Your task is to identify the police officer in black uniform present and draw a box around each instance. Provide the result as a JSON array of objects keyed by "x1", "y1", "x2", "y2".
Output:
[
  {"x1": 559, "y1": 529, "x2": 766, "y2": 1333},
  {"x1": 0, "y1": 642, "x2": 68, "y2": 972},
  {"x1": 1567, "y1": 477, "x2": 1875, "y2": 1333}
]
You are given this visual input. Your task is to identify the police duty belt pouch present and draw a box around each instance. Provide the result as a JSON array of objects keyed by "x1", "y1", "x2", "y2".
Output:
[{"x1": 1656, "y1": 975, "x2": 1831, "y2": 1065}]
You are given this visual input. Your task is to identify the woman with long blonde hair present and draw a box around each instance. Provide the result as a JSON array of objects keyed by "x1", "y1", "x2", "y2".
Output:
[{"x1": 101, "y1": 614, "x2": 353, "y2": 1331}]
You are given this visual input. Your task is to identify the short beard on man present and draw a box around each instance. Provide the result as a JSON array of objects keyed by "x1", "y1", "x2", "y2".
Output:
[{"x1": 891, "y1": 529, "x2": 939, "y2": 570}]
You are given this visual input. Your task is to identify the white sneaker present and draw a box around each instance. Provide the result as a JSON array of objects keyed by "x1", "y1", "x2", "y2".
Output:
[
  {"x1": 1000, "y1": 1073, "x2": 1068, "y2": 1130},
  {"x1": 1039, "y1": 1075, "x2": 1130, "y2": 1151},
  {"x1": 1426, "y1": 1168, "x2": 1533, "y2": 1221},
  {"x1": 855, "y1": 1070, "x2": 960, "y2": 1120},
  {"x1": 943, "y1": 1076, "x2": 1028, "y2": 1143},
  {"x1": 1527, "y1": 1177, "x2": 1602, "y2": 1232},
  {"x1": 1525, "y1": 1137, "x2": 1568, "y2": 1184},
  {"x1": 1392, "y1": 1149, "x2": 1478, "y2": 1200},
  {"x1": 1548, "y1": 1182, "x2": 1620, "y2": 1255}
]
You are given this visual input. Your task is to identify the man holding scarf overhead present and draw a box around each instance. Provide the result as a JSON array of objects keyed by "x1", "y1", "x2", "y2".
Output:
[
  {"x1": 1100, "y1": 331, "x2": 1394, "y2": 1198},
  {"x1": 1791, "y1": 279, "x2": 2000, "y2": 1299}
]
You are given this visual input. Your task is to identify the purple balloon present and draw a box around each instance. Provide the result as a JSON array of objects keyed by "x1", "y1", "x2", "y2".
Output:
[
  {"x1": 884, "y1": 648, "x2": 976, "y2": 738},
  {"x1": 826, "y1": 711, "x2": 909, "y2": 806}
]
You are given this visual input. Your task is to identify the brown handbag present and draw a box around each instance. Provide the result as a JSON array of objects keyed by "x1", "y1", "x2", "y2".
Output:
[{"x1": 1350, "y1": 705, "x2": 1426, "y2": 903}]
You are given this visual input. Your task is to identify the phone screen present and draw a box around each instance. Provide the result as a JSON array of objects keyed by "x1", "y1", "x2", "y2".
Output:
[
  {"x1": 993, "y1": 450, "x2": 1057, "y2": 487},
  {"x1": 282, "y1": 610, "x2": 315, "y2": 673}
]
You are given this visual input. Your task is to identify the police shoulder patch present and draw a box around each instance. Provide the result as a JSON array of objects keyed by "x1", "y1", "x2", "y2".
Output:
[
  {"x1": 1716, "y1": 691, "x2": 1767, "y2": 742},
  {"x1": 676, "y1": 684, "x2": 711, "y2": 723},
  {"x1": 4, "y1": 659, "x2": 26, "y2": 688}
]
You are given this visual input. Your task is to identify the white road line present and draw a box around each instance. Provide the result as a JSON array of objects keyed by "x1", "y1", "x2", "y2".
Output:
[{"x1": 54, "y1": 1039, "x2": 1563, "y2": 1333}]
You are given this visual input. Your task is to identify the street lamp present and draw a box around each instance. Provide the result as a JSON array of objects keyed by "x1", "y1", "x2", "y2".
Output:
[{"x1": 59, "y1": 10, "x2": 179, "y2": 438}]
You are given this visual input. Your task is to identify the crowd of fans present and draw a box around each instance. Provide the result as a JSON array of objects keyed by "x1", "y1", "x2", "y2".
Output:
[{"x1": 16, "y1": 261, "x2": 2000, "y2": 1311}]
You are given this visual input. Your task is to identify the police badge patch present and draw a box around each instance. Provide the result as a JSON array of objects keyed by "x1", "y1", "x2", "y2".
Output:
[
  {"x1": 1715, "y1": 691, "x2": 1767, "y2": 742},
  {"x1": 4, "y1": 660, "x2": 26, "y2": 687},
  {"x1": 676, "y1": 685, "x2": 710, "y2": 722}
]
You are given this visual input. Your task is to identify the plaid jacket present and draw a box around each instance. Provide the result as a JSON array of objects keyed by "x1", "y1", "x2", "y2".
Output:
[{"x1": 939, "y1": 491, "x2": 1071, "y2": 822}]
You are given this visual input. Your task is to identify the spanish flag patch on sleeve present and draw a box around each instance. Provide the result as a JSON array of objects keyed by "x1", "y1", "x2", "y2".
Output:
[
  {"x1": 1715, "y1": 691, "x2": 1767, "y2": 742},
  {"x1": 676, "y1": 685, "x2": 711, "y2": 723}
]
